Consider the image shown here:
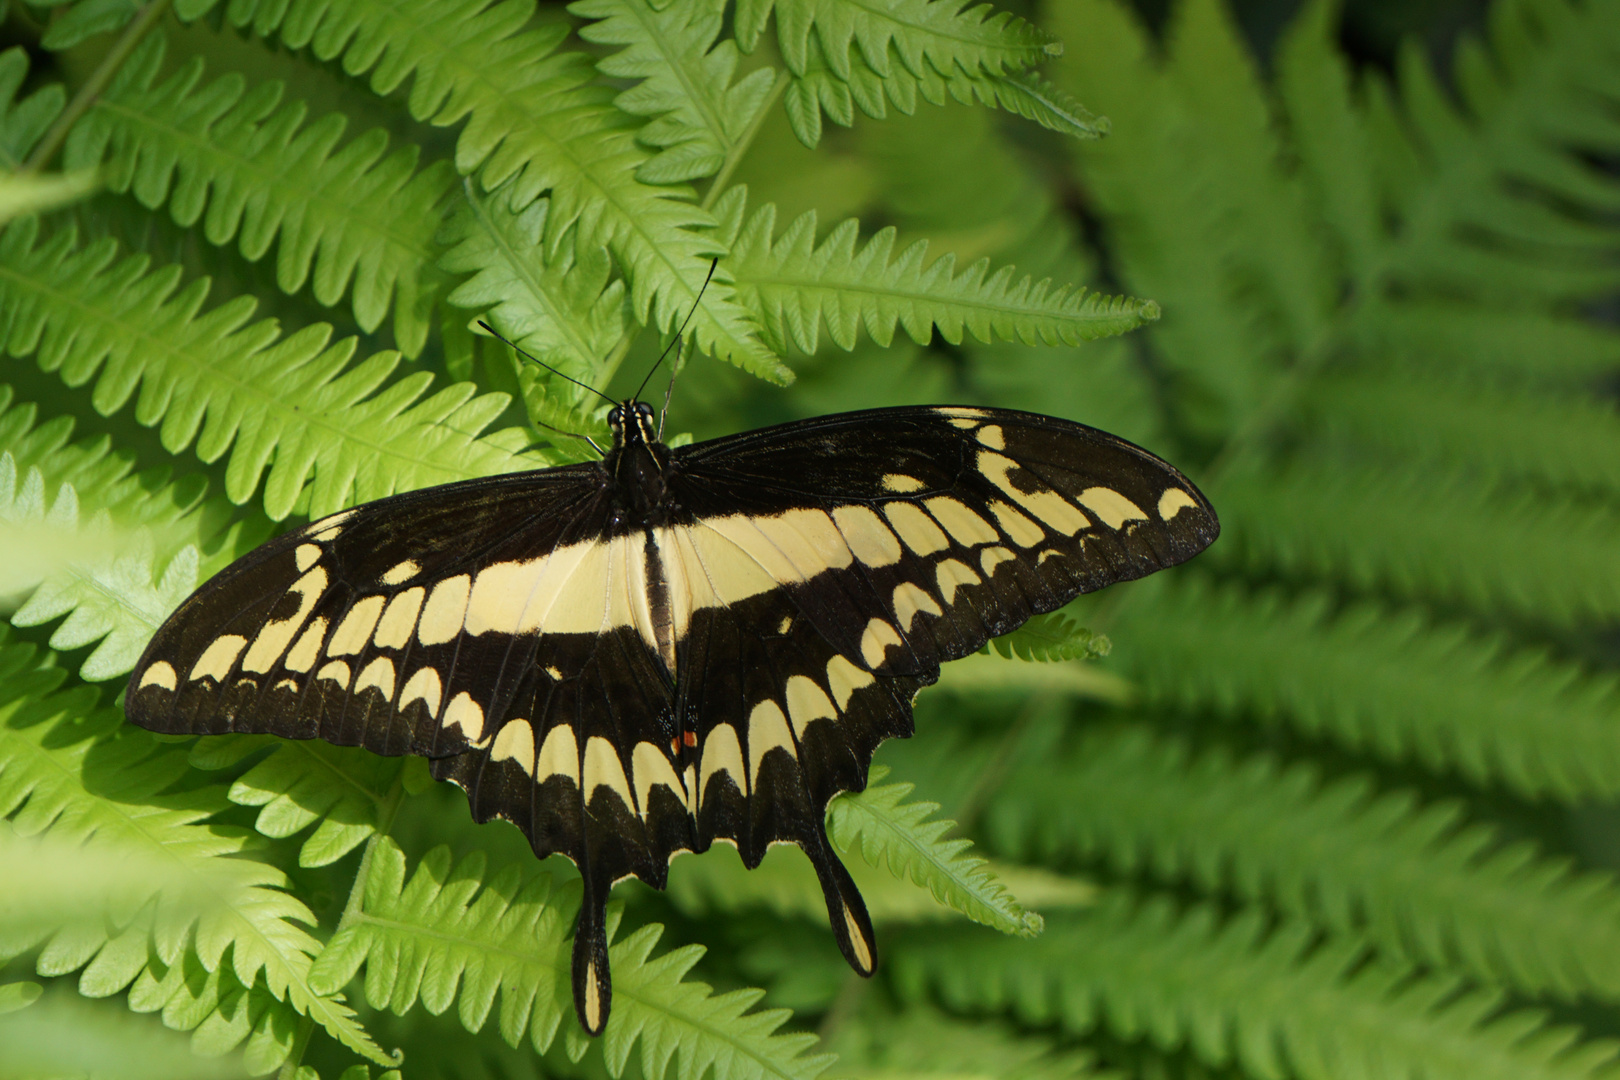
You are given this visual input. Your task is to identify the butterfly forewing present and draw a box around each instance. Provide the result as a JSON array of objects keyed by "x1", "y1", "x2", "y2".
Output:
[{"x1": 125, "y1": 403, "x2": 1218, "y2": 1037}]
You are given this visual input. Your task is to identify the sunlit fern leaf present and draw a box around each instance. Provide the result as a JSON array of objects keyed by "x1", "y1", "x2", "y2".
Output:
[
  {"x1": 188, "y1": 734, "x2": 431, "y2": 868},
  {"x1": 1114, "y1": 575, "x2": 1620, "y2": 801},
  {"x1": 0, "y1": 390, "x2": 261, "y2": 679},
  {"x1": 175, "y1": 0, "x2": 786, "y2": 380},
  {"x1": 984, "y1": 610, "x2": 1109, "y2": 663},
  {"x1": 0, "y1": 47, "x2": 63, "y2": 169},
  {"x1": 62, "y1": 37, "x2": 455, "y2": 358},
  {"x1": 1213, "y1": 455, "x2": 1620, "y2": 624},
  {"x1": 126, "y1": 952, "x2": 300, "y2": 1073},
  {"x1": 894, "y1": 891, "x2": 1619, "y2": 1080},
  {"x1": 987, "y1": 724, "x2": 1620, "y2": 1001},
  {"x1": 735, "y1": 0, "x2": 1063, "y2": 145},
  {"x1": 716, "y1": 188, "x2": 1158, "y2": 355},
  {"x1": 439, "y1": 185, "x2": 628, "y2": 399},
  {"x1": 309, "y1": 840, "x2": 831, "y2": 1079},
  {"x1": 572, "y1": 0, "x2": 780, "y2": 184},
  {"x1": 0, "y1": 640, "x2": 391, "y2": 1066},
  {"x1": 830, "y1": 766, "x2": 1041, "y2": 937},
  {"x1": 0, "y1": 218, "x2": 545, "y2": 523}
]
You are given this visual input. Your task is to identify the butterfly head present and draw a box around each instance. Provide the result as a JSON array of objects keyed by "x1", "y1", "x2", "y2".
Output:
[{"x1": 608, "y1": 400, "x2": 660, "y2": 448}]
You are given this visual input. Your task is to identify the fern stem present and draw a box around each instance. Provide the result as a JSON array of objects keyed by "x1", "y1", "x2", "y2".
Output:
[
  {"x1": 702, "y1": 69, "x2": 792, "y2": 212},
  {"x1": 21, "y1": 0, "x2": 174, "y2": 173}
]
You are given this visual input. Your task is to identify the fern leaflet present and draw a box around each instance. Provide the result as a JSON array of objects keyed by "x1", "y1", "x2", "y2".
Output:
[{"x1": 63, "y1": 36, "x2": 455, "y2": 357}]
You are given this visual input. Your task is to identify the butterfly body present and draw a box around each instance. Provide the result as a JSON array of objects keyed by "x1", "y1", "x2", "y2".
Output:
[{"x1": 125, "y1": 402, "x2": 1218, "y2": 1035}]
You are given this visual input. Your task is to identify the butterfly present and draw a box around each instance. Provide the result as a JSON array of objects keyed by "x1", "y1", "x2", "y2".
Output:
[{"x1": 125, "y1": 394, "x2": 1217, "y2": 1034}]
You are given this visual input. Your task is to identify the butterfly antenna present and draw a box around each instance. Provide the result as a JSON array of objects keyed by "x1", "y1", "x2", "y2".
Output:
[
  {"x1": 477, "y1": 321, "x2": 618, "y2": 408},
  {"x1": 641, "y1": 259, "x2": 719, "y2": 440},
  {"x1": 635, "y1": 258, "x2": 718, "y2": 404}
]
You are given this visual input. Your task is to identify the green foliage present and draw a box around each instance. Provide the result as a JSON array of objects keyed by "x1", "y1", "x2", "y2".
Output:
[{"x1": 4, "y1": 0, "x2": 1620, "y2": 1075}]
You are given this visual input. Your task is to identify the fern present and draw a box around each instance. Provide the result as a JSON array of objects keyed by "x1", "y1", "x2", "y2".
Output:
[
  {"x1": 893, "y1": 892, "x2": 1619, "y2": 1080},
  {"x1": 63, "y1": 35, "x2": 454, "y2": 357},
  {"x1": 309, "y1": 839, "x2": 830, "y2": 1079},
  {"x1": 986, "y1": 723, "x2": 1620, "y2": 1001},
  {"x1": 174, "y1": 0, "x2": 786, "y2": 380},
  {"x1": 572, "y1": 0, "x2": 780, "y2": 184},
  {"x1": 0, "y1": 217, "x2": 544, "y2": 522},
  {"x1": 0, "y1": 47, "x2": 63, "y2": 169},
  {"x1": 0, "y1": 638, "x2": 391, "y2": 1068},
  {"x1": 717, "y1": 187, "x2": 1157, "y2": 355},
  {"x1": 985, "y1": 610, "x2": 1110, "y2": 663},
  {"x1": 1114, "y1": 574, "x2": 1620, "y2": 800}
]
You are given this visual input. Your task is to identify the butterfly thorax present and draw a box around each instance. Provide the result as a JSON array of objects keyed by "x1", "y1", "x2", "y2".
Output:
[{"x1": 605, "y1": 399, "x2": 675, "y2": 522}]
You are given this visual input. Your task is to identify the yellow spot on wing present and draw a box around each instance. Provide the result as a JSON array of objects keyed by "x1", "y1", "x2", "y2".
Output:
[
  {"x1": 882, "y1": 474, "x2": 926, "y2": 493},
  {"x1": 355, "y1": 656, "x2": 396, "y2": 699},
  {"x1": 538, "y1": 724, "x2": 580, "y2": 785},
  {"x1": 329, "y1": 595, "x2": 385, "y2": 656},
  {"x1": 700, "y1": 723, "x2": 747, "y2": 801},
  {"x1": 860, "y1": 618, "x2": 903, "y2": 668},
  {"x1": 975, "y1": 425, "x2": 1005, "y2": 449},
  {"x1": 892, "y1": 582, "x2": 942, "y2": 631},
  {"x1": 374, "y1": 587, "x2": 425, "y2": 649},
  {"x1": 632, "y1": 741, "x2": 686, "y2": 816},
  {"x1": 988, "y1": 500, "x2": 1044, "y2": 547},
  {"x1": 284, "y1": 617, "x2": 327, "y2": 673},
  {"x1": 1157, "y1": 487, "x2": 1198, "y2": 521},
  {"x1": 584, "y1": 736, "x2": 633, "y2": 805},
  {"x1": 491, "y1": 719, "x2": 535, "y2": 771},
  {"x1": 418, "y1": 575, "x2": 471, "y2": 646},
  {"x1": 295, "y1": 544, "x2": 321, "y2": 572},
  {"x1": 243, "y1": 568, "x2": 327, "y2": 673},
  {"x1": 317, "y1": 659, "x2": 351, "y2": 688},
  {"x1": 380, "y1": 559, "x2": 420, "y2": 586},
  {"x1": 1079, "y1": 487, "x2": 1148, "y2": 530},
  {"x1": 980, "y1": 545, "x2": 1015, "y2": 576},
  {"x1": 138, "y1": 661, "x2": 176, "y2": 691},
  {"x1": 884, "y1": 502, "x2": 948, "y2": 555},
  {"x1": 831, "y1": 505, "x2": 902, "y2": 568},
  {"x1": 825, "y1": 655, "x2": 874, "y2": 710},
  {"x1": 190, "y1": 636, "x2": 247, "y2": 683},
  {"x1": 979, "y1": 451, "x2": 1089, "y2": 534},
  {"x1": 399, "y1": 666, "x2": 442, "y2": 716},
  {"x1": 748, "y1": 700, "x2": 796, "y2": 784},
  {"x1": 785, "y1": 675, "x2": 836, "y2": 737},
  {"x1": 936, "y1": 559, "x2": 981, "y2": 604},
  {"x1": 444, "y1": 692, "x2": 486, "y2": 743},
  {"x1": 844, "y1": 907, "x2": 874, "y2": 972},
  {"x1": 924, "y1": 496, "x2": 998, "y2": 546}
]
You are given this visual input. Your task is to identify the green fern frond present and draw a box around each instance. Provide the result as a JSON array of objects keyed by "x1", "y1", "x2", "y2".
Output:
[
  {"x1": 188, "y1": 735, "x2": 429, "y2": 869},
  {"x1": 826, "y1": 1001, "x2": 1109, "y2": 1080},
  {"x1": 0, "y1": 989, "x2": 254, "y2": 1080},
  {"x1": 62, "y1": 36, "x2": 455, "y2": 357},
  {"x1": 0, "y1": 218, "x2": 545, "y2": 523},
  {"x1": 893, "y1": 892, "x2": 1619, "y2": 1080},
  {"x1": 1114, "y1": 575, "x2": 1620, "y2": 800},
  {"x1": 439, "y1": 185, "x2": 627, "y2": 398},
  {"x1": 717, "y1": 189, "x2": 1157, "y2": 355},
  {"x1": 986, "y1": 724, "x2": 1620, "y2": 1000},
  {"x1": 126, "y1": 952, "x2": 300, "y2": 1073},
  {"x1": 178, "y1": 0, "x2": 785, "y2": 380},
  {"x1": 830, "y1": 766, "x2": 1041, "y2": 937},
  {"x1": 1307, "y1": 368, "x2": 1620, "y2": 499},
  {"x1": 735, "y1": 0, "x2": 1067, "y2": 145},
  {"x1": 572, "y1": 0, "x2": 780, "y2": 184},
  {"x1": 0, "y1": 386, "x2": 256, "y2": 679},
  {"x1": 1213, "y1": 456, "x2": 1620, "y2": 623},
  {"x1": 0, "y1": 47, "x2": 64, "y2": 168},
  {"x1": 985, "y1": 610, "x2": 1109, "y2": 663},
  {"x1": 0, "y1": 640, "x2": 390, "y2": 1066},
  {"x1": 308, "y1": 840, "x2": 830, "y2": 1078}
]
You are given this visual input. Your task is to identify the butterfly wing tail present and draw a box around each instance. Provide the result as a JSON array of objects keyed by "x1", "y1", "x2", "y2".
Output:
[
  {"x1": 806, "y1": 827, "x2": 877, "y2": 977},
  {"x1": 572, "y1": 879, "x2": 613, "y2": 1035}
]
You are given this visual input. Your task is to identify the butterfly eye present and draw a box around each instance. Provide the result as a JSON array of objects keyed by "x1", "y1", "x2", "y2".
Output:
[
  {"x1": 608, "y1": 407, "x2": 622, "y2": 425},
  {"x1": 637, "y1": 403, "x2": 654, "y2": 417}
]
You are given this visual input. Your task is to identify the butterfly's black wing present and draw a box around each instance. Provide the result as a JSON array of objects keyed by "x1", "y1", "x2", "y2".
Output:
[
  {"x1": 661, "y1": 405, "x2": 1218, "y2": 973},
  {"x1": 123, "y1": 464, "x2": 698, "y2": 1032}
]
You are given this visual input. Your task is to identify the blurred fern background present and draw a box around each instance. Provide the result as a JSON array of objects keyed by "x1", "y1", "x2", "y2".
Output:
[{"x1": 2, "y1": 0, "x2": 1619, "y2": 1076}]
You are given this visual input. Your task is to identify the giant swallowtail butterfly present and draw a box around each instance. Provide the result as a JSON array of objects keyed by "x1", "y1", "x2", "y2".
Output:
[{"x1": 125, "y1": 398, "x2": 1217, "y2": 1034}]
